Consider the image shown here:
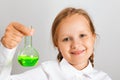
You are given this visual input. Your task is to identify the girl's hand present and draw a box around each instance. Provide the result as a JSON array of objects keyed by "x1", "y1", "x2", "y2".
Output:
[{"x1": 1, "y1": 22, "x2": 34, "y2": 49}]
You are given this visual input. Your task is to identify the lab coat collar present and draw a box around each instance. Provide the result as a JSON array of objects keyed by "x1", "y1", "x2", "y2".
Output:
[{"x1": 60, "y1": 58, "x2": 93, "y2": 79}]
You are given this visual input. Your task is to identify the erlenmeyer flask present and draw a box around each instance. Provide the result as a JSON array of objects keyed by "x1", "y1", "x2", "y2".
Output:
[{"x1": 17, "y1": 34, "x2": 39, "y2": 67}]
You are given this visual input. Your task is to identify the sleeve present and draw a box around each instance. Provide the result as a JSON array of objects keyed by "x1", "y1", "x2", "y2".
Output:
[
  {"x1": 11, "y1": 66, "x2": 48, "y2": 80},
  {"x1": 0, "y1": 42, "x2": 17, "y2": 80},
  {"x1": 104, "y1": 74, "x2": 112, "y2": 80},
  {"x1": 100, "y1": 70, "x2": 112, "y2": 80},
  {"x1": 0, "y1": 43, "x2": 48, "y2": 80}
]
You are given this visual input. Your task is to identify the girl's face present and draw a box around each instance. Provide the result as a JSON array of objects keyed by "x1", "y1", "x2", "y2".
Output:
[{"x1": 57, "y1": 14, "x2": 96, "y2": 69}]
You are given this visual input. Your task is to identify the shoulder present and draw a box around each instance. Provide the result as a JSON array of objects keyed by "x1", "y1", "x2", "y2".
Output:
[
  {"x1": 41, "y1": 60, "x2": 59, "y2": 66},
  {"x1": 40, "y1": 60, "x2": 60, "y2": 71},
  {"x1": 91, "y1": 68, "x2": 112, "y2": 80}
]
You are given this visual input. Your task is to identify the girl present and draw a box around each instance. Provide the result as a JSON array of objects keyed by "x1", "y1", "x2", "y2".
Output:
[{"x1": 0, "y1": 7, "x2": 112, "y2": 80}]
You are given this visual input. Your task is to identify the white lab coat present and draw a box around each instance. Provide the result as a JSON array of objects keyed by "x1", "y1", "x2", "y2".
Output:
[{"x1": 0, "y1": 43, "x2": 112, "y2": 80}]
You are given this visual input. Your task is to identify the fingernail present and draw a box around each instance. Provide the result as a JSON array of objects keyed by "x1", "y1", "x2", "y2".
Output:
[{"x1": 30, "y1": 29, "x2": 34, "y2": 35}]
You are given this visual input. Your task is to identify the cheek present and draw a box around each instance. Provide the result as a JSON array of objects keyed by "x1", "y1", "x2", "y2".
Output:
[
  {"x1": 85, "y1": 38, "x2": 95, "y2": 50},
  {"x1": 87, "y1": 40, "x2": 95, "y2": 54},
  {"x1": 58, "y1": 43, "x2": 70, "y2": 54},
  {"x1": 88, "y1": 41, "x2": 94, "y2": 47}
]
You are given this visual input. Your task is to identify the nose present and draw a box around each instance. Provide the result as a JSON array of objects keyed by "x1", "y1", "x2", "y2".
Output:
[{"x1": 71, "y1": 39, "x2": 82, "y2": 49}]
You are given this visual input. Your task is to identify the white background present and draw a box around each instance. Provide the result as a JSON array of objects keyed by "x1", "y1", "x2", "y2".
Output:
[{"x1": 0, "y1": 0, "x2": 120, "y2": 80}]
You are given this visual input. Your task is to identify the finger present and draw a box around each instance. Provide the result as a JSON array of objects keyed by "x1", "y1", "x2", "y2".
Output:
[
  {"x1": 7, "y1": 22, "x2": 34, "y2": 36},
  {"x1": 5, "y1": 27, "x2": 24, "y2": 38},
  {"x1": 5, "y1": 31, "x2": 23, "y2": 44},
  {"x1": 1, "y1": 30, "x2": 23, "y2": 48},
  {"x1": 1, "y1": 36, "x2": 20, "y2": 49}
]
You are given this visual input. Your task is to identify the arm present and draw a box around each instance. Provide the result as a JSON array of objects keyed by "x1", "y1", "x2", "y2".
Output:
[
  {"x1": 0, "y1": 43, "x2": 17, "y2": 80},
  {"x1": 0, "y1": 44, "x2": 48, "y2": 80},
  {"x1": 0, "y1": 22, "x2": 34, "y2": 80}
]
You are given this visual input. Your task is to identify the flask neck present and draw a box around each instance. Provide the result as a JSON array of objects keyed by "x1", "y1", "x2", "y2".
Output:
[{"x1": 24, "y1": 36, "x2": 32, "y2": 47}]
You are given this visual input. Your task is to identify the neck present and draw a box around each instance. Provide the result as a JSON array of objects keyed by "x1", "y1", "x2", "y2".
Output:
[
  {"x1": 71, "y1": 60, "x2": 89, "y2": 70},
  {"x1": 24, "y1": 36, "x2": 32, "y2": 47}
]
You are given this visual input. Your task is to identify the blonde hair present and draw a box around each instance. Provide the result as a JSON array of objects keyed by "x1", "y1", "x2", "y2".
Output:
[{"x1": 51, "y1": 7, "x2": 95, "y2": 67}]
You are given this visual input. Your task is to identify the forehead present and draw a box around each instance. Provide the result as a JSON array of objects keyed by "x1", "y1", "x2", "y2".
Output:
[{"x1": 57, "y1": 14, "x2": 91, "y2": 34}]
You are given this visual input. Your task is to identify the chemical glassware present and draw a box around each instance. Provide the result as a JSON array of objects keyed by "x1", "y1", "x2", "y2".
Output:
[{"x1": 17, "y1": 31, "x2": 39, "y2": 67}]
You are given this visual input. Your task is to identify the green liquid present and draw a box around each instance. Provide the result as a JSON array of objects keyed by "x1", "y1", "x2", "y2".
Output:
[{"x1": 18, "y1": 55, "x2": 39, "y2": 67}]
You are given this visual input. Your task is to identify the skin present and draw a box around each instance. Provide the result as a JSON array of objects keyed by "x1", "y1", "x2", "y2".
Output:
[
  {"x1": 1, "y1": 14, "x2": 95, "y2": 70},
  {"x1": 1, "y1": 22, "x2": 34, "y2": 49},
  {"x1": 57, "y1": 14, "x2": 96, "y2": 70}
]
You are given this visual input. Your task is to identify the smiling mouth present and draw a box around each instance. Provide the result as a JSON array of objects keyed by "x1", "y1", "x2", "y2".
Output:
[{"x1": 71, "y1": 50, "x2": 85, "y2": 55}]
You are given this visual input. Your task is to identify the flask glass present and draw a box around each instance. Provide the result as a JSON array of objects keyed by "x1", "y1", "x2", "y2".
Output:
[{"x1": 17, "y1": 30, "x2": 39, "y2": 67}]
